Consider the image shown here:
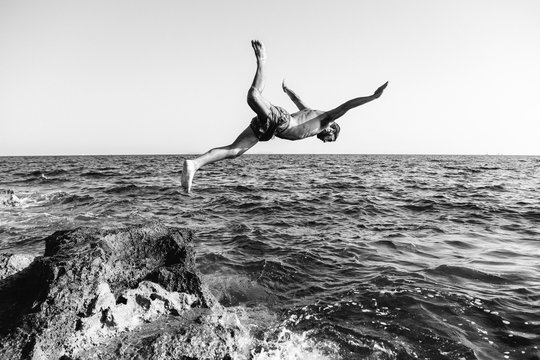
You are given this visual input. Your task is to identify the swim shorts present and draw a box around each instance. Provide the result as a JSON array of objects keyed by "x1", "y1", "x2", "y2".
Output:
[{"x1": 249, "y1": 105, "x2": 290, "y2": 142}]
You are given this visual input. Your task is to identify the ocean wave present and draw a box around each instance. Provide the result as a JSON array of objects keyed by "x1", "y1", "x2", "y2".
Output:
[
  {"x1": 372, "y1": 239, "x2": 398, "y2": 249},
  {"x1": 102, "y1": 183, "x2": 165, "y2": 195},
  {"x1": 427, "y1": 264, "x2": 509, "y2": 284},
  {"x1": 46, "y1": 169, "x2": 70, "y2": 176},
  {"x1": 25, "y1": 168, "x2": 70, "y2": 177},
  {"x1": 443, "y1": 239, "x2": 478, "y2": 249},
  {"x1": 15, "y1": 191, "x2": 95, "y2": 208},
  {"x1": 80, "y1": 171, "x2": 120, "y2": 178},
  {"x1": 203, "y1": 274, "x2": 272, "y2": 307},
  {"x1": 521, "y1": 210, "x2": 540, "y2": 222},
  {"x1": 18, "y1": 175, "x2": 66, "y2": 184},
  {"x1": 402, "y1": 200, "x2": 437, "y2": 211},
  {"x1": 283, "y1": 293, "x2": 477, "y2": 359},
  {"x1": 104, "y1": 184, "x2": 140, "y2": 194},
  {"x1": 232, "y1": 184, "x2": 258, "y2": 193},
  {"x1": 59, "y1": 194, "x2": 95, "y2": 205}
]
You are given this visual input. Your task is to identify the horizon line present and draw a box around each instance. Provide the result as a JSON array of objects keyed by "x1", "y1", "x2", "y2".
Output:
[{"x1": 1, "y1": 153, "x2": 539, "y2": 158}]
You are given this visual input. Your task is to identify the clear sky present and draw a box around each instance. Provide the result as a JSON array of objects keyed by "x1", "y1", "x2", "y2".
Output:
[{"x1": 1, "y1": 0, "x2": 539, "y2": 156}]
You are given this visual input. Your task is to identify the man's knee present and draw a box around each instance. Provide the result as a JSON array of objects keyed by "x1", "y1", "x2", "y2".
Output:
[
  {"x1": 247, "y1": 87, "x2": 262, "y2": 106},
  {"x1": 229, "y1": 147, "x2": 248, "y2": 159}
]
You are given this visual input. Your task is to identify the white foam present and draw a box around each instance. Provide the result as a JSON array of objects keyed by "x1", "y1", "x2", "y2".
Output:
[
  {"x1": 213, "y1": 306, "x2": 340, "y2": 360},
  {"x1": 250, "y1": 328, "x2": 339, "y2": 360}
]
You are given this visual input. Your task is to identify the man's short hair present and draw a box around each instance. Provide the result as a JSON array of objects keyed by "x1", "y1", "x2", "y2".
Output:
[{"x1": 317, "y1": 122, "x2": 340, "y2": 142}]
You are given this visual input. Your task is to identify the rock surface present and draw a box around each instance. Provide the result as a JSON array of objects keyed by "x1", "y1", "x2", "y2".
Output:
[{"x1": 0, "y1": 223, "x2": 244, "y2": 360}]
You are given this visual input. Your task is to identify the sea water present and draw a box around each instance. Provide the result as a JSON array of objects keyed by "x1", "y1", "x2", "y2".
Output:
[{"x1": 1, "y1": 154, "x2": 539, "y2": 359}]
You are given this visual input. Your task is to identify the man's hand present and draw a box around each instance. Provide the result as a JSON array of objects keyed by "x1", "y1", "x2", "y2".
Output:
[
  {"x1": 373, "y1": 81, "x2": 389, "y2": 98},
  {"x1": 282, "y1": 80, "x2": 309, "y2": 110}
]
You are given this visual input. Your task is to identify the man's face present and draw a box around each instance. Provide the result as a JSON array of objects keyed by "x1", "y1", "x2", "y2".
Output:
[{"x1": 322, "y1": 128, "x2": 336, "y2": 142}]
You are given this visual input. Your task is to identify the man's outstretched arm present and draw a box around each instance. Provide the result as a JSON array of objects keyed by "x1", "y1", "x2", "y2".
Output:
[
  {"x1": 282, "y1": 80, "x2": 309, "y2": 110},
  {"x1": 322, "y1": 82, "x2": 388, "y2": 125}
]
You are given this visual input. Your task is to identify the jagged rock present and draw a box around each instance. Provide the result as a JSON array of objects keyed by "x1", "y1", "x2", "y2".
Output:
[
  {"x1": 0, "y1": 223, "x2": 241, "y2": 360},
  {"x1": 75, "y1": 309, "x2": 245, "y2": 360},
  {"x1": 0, "y1": 253, "x2": 35, "y2": 280}
]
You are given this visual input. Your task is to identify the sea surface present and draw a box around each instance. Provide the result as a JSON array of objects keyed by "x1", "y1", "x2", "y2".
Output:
[{"x1": 1, "y1": 154, "x2": 539, "y2": 359}]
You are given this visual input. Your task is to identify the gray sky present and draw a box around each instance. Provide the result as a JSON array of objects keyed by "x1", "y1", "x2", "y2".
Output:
[{"x1": 1, "y1": 0, "x2": 539, "y2": 156}]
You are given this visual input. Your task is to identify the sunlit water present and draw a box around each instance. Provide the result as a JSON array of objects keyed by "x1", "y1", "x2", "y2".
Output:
[{"x1": 1, "y1": 154, "x2": 539, "y2": 359}]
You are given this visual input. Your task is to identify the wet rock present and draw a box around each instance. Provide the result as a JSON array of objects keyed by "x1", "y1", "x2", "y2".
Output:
[
  {"x1": 0, "y1": 223, "x2": 240, "y2": 360},
  {"x1": 0, "y1": 253, "x2": 35, "y2": 280}
]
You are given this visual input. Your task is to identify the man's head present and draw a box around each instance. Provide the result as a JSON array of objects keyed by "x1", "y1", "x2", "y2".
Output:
[{"x1": 317, "y1": 122, "x2": 340, "y2": 143}]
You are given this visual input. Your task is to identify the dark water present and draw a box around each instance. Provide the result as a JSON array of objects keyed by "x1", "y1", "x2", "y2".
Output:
[{"x1": 1, "y1": 154, "x2": 539, "y2": 359}]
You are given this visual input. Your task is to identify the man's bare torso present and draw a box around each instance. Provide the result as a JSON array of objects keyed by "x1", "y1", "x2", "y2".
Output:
[{"x1": 277, "y1": 108, "x2": 327, "y2": 140}]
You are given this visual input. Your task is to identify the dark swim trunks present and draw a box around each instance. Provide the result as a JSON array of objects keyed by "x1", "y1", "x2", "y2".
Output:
[{"x1": 249, "y1": 105, "x2": 290, "y2": 142}]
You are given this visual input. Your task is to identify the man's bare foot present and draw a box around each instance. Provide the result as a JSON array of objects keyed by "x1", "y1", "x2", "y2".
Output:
[
  {"x1": 251, "y1": 40, "x2": 266, "y2": 62},
  {"x1": 181, "y1": 159, "x2": 196, "y2": 193},
  {"x1": 373, "y1": 81, "x2": 389, "y2": 98}
]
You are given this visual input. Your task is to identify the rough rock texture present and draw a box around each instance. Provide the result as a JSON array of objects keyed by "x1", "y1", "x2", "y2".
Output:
[
  {"x1": 75, "y1": 309, "x2": 245, "y2": 360},
  {"x1": 0, "y1": 253, "x2": 35, "y2": 280},
  {"x1": 0, "y1": 223, "x2": 243, "y2": 360}
]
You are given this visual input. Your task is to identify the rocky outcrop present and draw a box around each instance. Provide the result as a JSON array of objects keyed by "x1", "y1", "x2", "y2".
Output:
[{"x1": 0, "y1": 223, "x2": 244, "y2": 360}]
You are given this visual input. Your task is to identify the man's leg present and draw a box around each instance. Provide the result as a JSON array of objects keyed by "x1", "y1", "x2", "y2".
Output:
[
  {"x1": 323, "y1": 82, "x2": 388, "y2": 124},
  {"x1": 247, "y1": 40, "x2": 273, "y2": 120},
  {"x1": 181, "y1": 126, "x2": 259, "y2": 192},
  {"x1": 180, "y1": 40, "x2": 271, "y2": 192}
]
